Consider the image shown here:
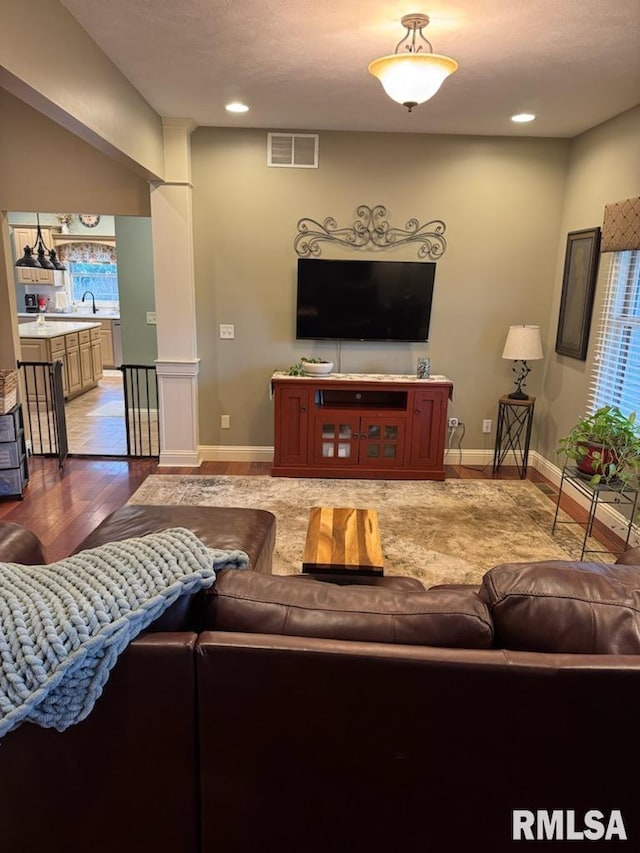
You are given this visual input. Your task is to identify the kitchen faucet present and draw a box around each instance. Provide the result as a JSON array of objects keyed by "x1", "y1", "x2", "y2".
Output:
[{"x1": 81, "y1": 291, "x2": 97, "y2": 314}]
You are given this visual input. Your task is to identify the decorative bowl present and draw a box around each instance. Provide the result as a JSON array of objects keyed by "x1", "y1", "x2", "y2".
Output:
[{"x1": 302, "y1": 361, "x2": 334, "y2": 376}]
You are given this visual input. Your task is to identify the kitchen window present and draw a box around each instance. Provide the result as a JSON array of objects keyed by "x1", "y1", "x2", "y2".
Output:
[
  {"x1": 57, "y1": 239, "x2": 119, "y2": 309},
  {"x1": 69, "y1": 261, "x2": 119, "y2": 304}
]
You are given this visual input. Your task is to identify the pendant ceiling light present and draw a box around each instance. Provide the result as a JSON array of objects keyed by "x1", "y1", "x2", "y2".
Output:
[
  {"x1": 15, "y1": 213, "x2": 66, "y2": 271},
  {"x1": 368, "y1": 13, "x2": 458, "y2": 113}
]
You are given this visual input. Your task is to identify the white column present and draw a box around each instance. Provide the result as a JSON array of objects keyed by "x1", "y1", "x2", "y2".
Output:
[{"x1": 150, "y1": 118, "x2": 201, "y2": 466}]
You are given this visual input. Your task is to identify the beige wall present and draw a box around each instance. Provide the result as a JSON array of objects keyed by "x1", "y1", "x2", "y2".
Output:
[
  {"x1": 537, "y1": 105, "x2": 640, "y2": 461},
  {"x1": 0, "y1": 90, "x2": 151, "y2": 215},
  {"x1": 0, "y1": 90, "x2": 152, "y2": 370},
  {"x1": 192, "y1": 128, "x2": 570, "y2": 449},
  {"x1": 1, "y1": 0, "x2": 164, "y2": 180}
]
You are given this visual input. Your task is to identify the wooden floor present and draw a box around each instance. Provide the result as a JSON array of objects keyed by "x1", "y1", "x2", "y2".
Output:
[{"x1": 0, "y1": 457, "x2": 626, "y2": 562}]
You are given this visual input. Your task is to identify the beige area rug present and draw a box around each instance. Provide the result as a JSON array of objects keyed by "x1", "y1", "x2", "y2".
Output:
[{"x1": 127, "y1": 475, "x2": 611, "y2": 587}]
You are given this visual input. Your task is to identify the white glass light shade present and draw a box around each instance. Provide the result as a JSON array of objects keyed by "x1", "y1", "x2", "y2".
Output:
[
  {"x1": 225, "y1": 102, "x2": 249, "y2": 113},
  {"x1": 502, "y1": 325, "x2": 544, "y2": 361},
  {"x1": 368, "y1": 53, "x2": 458, "y2": 106}
]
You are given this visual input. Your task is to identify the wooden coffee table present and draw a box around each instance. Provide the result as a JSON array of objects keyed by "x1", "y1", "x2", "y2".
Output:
[{"x1": 302, "y1": 507, "x2": 384, "y2": 580}]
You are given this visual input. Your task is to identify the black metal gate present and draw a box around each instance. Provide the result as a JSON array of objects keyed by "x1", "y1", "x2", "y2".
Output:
[
  {"x1": 18, "y1": 360, "x2": 68, "y2": 469},
  {"x1": 120, "y1": 364, "x2": 160, "y2": 457},
  {"x1": 18, "y1": 361, "x2": 159, "y2": 461}
]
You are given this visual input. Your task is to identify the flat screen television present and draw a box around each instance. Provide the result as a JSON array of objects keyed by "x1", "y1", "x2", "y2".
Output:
[{"x1": 296, "y1": 258, "x2": 435, "y2": 342}]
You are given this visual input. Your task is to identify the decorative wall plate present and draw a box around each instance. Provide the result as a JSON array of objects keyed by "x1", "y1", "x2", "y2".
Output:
[{"x1": 79, "y1": 214, "x2": 101, "y2": 228}]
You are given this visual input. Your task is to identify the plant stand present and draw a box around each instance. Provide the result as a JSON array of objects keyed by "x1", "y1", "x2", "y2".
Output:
[
  {"x1": 492, "y1": 396, "x2": 535, "y2": 479},
  {"x1": 551, "y1": 465, "x2": 640, "y2": 559}
]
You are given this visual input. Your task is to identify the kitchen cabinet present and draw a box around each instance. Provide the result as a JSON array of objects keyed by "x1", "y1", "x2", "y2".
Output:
[
  {"x1": 79, "y1": 330, "x2": 93, "y2": 389},
  {"x1": 91, "y1": 329, "x2": 104, "y2": 380},
  {"x1": 12, "y1": 226, "x2": 55, "y2": 285},
  {"x1": 272, "y1": 373, "x2": 453, "y2": 480},
  {"x1": 19, "y1": 321, "x2": 103, "y2": 401},
  {"x1": 98, "y1": 320, "x2": 115, "y2": 368},
  {"x1": 50, "y1": 335, "x2": 69, "y2": 398},
  {"x1": 22, "y1": 315, "x2": 118, "y2": 368},
  {"x1": 65, "y1": 332, "x2": 83, "y2": 397}
]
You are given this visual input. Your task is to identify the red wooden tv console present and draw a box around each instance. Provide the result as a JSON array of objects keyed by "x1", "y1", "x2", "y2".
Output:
[{"x1": 271, "y1": 372, "x2": 453, "y2": 480}]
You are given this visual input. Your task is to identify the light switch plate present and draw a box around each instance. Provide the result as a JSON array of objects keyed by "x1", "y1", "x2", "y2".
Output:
[
  {"x1": 220, "y1": 324, "x2": 235, "y2": 339},
  {"x1": 146, "y1": 311, "x2": 157, "y2": 325}
]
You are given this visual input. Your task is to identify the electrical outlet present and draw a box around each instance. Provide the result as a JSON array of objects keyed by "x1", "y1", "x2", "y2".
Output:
[
  {"x1": 448, "y1": 417, "x2": 459, "y2": 428},
  {"x1": 220, "y1": 414, "x2": 230, "y2": 429},
  {"x1": 219, "y1": 324, "x2": 235, "y2": 339},
  {"x1": 483, "y1": 419, "x2": 492, "y2": 433}
]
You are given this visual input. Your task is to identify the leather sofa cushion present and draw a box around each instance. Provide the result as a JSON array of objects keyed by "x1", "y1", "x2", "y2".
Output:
[
  {"x1": 75, "y1": 505, "x2": 276, "y2": 574},
  {"x1": 615, "y1": 546, "x2": 640, "y2": 566},
  {"x1": 207, "y1": 570, "x2": 493, "y2": 648},
  {"x1": 0, "y1": 522, "x2": 46, "y2": 565},
  {"x1": 480, "y1": 560, "x2": 640, "y2": 654},
  {"x1": 73, "y1": 505, "x2": 276, "y2": 632}
]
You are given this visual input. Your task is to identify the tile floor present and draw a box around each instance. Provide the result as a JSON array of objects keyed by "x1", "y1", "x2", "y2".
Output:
[{"x1": 65, "y1": 370, "x2": 128, "y2": 455}]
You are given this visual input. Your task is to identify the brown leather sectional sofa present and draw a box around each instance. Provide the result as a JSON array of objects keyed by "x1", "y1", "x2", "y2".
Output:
[{"x1": 1, "y1": 507, "x2": 639, "y2": 853}]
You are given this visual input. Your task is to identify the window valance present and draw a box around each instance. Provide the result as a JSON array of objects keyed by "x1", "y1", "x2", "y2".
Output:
[
  {"x1": 55, "y1": 240, "x2": 117, "y2": 263},
  {"x1": 601, "y1": 197, "x2": 640, "y2": 253}
]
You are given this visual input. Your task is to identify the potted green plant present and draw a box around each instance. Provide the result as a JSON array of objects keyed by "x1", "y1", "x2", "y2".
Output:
[
  {"x1": 286, "y1": 357, "x2": 334, "y2": 376},
  {"x1": 557, "y1": 405, "x2": 640, "y2": 488}
]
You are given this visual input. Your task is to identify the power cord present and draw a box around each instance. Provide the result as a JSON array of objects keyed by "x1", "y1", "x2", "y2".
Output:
[
  {"x1": 447, "y1": 421, "x2": 495, "y2": 474},
  {"x1": 447, "y1": 421, "x2": 466, "y2": 468}
]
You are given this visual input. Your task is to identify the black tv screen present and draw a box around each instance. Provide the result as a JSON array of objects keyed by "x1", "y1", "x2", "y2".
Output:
[{"x1": 296, "y1": 258, "x2": 435, "y2": 342}]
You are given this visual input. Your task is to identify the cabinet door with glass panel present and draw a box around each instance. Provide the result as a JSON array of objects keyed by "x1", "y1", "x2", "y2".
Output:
[
  {"x1": 312, "y1": 413, "x2": 406, "y2": 468},
  {"x1": 358, "y1": 416, "x2": 407, "y2": 468},
  {"x1": 313, "y1": 414, "x2": 361, "y2": 465}
]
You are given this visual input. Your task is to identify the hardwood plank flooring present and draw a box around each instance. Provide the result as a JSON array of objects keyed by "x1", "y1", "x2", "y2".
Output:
[
  {"x1": 0, "y1": 457, "x2": 628, "y2": 562},
  {"x1": 0, "y1": 457, "x2": 157, "y2": 561}
]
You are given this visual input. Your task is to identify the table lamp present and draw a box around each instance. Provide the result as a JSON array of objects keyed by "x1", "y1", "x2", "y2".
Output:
[{"x1": 502, "y1": 325, "x2": 543, "y2": 400}]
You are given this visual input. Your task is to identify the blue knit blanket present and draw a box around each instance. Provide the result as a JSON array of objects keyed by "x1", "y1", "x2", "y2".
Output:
[{"x1": 0, "y1": 528, "x2": 248, "y2": 737}]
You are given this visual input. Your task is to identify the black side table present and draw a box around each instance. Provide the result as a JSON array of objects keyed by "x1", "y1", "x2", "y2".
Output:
[
  {"x1": 551, "y1": 466, "x2": 640, "y2": 560},
  {"x1": 492, "y1": 395, "x2": 535, "y2": 479}
]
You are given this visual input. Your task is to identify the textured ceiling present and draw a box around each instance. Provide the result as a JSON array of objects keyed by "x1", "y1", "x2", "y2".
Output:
[{"x1": 60, "y1": 0, "x2": 640, "y2": 137}]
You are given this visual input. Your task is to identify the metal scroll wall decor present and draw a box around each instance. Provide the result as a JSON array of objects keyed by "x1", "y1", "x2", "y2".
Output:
[{"x1": 294, "y1": 204, "x2": 447, "y2": 259}]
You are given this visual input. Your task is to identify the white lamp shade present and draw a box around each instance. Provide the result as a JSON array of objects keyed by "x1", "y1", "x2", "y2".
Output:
[
  {"x1": 368, "y1": 53, "x2": 458, "y2": 106},
  {"x1": 502, "y1": 325, "x2": 544, "y2": 360}
]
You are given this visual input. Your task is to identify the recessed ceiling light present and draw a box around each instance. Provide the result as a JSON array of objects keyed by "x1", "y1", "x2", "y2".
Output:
[
  {"x1": 226, "y1": 102, "x2": 250, "y2": 113},
  {"x1": 511, "y1": 113, "x2": 536, "y2": 123}
]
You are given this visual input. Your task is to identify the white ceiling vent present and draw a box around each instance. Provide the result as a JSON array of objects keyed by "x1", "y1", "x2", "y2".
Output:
[{"x1": 267, "y1": 133, "x2": 319, "y2": 168}]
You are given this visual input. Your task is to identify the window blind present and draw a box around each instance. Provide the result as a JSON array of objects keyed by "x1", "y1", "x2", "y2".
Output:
[{"x1": 588, "y1": 250, "x2": 640, "y2": 417}]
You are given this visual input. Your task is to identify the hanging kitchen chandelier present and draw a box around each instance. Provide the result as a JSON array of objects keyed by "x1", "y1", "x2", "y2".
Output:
[
  {"x1": 15, "y1": 213, "x2": 66, "y2": 271},
  {"x1": 368, "y1": 13, "x2": 458, "y2": 112}
]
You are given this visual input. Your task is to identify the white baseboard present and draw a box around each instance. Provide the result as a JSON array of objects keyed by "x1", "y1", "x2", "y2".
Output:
[
  {"x1": 202, "y1": 446, "x2": 515, "y2": 466},
  {"x1": 199, "y1": 445, "x2": 274, "y2": 463},
  {"x1": 158, "y1": 449, "x2": 202, "y2": 467},
  {"x1": 444, "y1": 447, "x2": 493, "y2": 466}
]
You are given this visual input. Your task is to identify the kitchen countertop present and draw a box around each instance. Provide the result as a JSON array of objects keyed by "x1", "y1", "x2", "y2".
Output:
[
  {"x1": 19, "y1": 320, "x2": 102, "y2": 338},
  {"x1": 18, "y1": 311, "x2": 120, "y2": 321}
]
